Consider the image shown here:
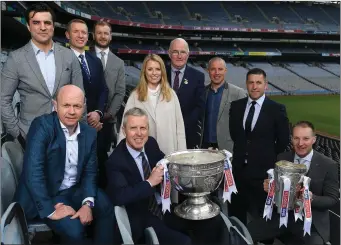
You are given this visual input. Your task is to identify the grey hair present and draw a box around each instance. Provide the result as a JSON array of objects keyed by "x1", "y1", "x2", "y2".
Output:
[
  {"x1": 122, "y1": 107, "x2": 149, "y2": 127},
  {"x1": 208, "y1": 57, "x2": 226, "y2": 69},
  {"x1": 169, "y1": 38, "x2": 189, "y2": 52}
]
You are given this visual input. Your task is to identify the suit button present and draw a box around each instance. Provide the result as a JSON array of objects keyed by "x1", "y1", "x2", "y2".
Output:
[
  {"x1": 247, "y1": 140, "x2": 251, "y2": 144},
  {"x1": 245, "y1": 152, "x2": 248, "y2": 156}
]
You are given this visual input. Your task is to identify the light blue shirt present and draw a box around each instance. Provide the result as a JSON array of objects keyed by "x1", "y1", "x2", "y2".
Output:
[
  {"x1": 171, "y1": 65, "x2": 186, "y2": 88},
  {"x1": 294, "y1": 149, "x2": 313, "y2": 171},
  {"x1": 31, "y1": 41, "x2": 56, "y2": 95},
  {"x1": 243, "y1": 94, "x2": 266, "y2": 131},
  {"x1": 126, "y1": 143, "x2": 162, "y2": 204}
]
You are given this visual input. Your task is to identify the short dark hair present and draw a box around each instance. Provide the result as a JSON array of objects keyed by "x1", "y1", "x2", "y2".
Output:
[
  {"x1": 93, "y1": 20, "x2": 112, "y2": 33},
  {"x1": 246, "y1": 68, "x2": 267, "y2": 81},
  {"x1": 25, "y1": 3, "x2": 56, "y2": 24},
  {"x1": 66, "y1": 19, "x2": 87, "y2": 33},
  {"x1": 292, "y1": 121, "x2": 315, "y2": 135}
]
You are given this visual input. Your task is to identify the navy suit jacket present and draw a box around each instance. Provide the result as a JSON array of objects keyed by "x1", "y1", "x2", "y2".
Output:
[
  {"x1": 229, "y1": 97, "x2": 290, "y2": 180},
  {"x1": 81, "y1": 52, "x2": 108, "y2": 114},
  {"x1": 166, "y1": 65, "x2": 205, "y2": 148},
  {"x1": 105, "y1": 137, "x2": 164, "y2": 241},
  {"x1": 14, "y1": 112, "x2": 98, "y2": 219}
]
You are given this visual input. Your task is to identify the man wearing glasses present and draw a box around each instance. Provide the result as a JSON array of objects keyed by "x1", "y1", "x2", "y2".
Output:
[{"x1": 166, "y1": 38, "x2": 205, "y2": 150}]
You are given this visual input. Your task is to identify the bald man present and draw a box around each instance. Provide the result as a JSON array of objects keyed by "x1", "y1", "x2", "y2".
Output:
[
  {"x1": 14, "y1": 85, "x2": 116, "y2": 245},
  {"x1": 166, "y1": 38, "x2": 205, "y2": 149},
  {"x1": 200, "y1": 57, "x2": 246, "y2": 152}
]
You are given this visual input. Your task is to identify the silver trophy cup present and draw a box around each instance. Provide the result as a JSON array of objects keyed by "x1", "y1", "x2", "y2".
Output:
[
  {"x1": 274, "y1": 160, "x2": 307, "y2": 213},
  {"x1": 165, "y1": 149, "x2": 226, "y2": 220}
]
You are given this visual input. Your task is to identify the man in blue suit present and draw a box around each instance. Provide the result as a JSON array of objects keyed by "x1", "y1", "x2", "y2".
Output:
[
  {"x1": 14, "y1": 85, "x2": 115, "y2": 244},
  {"x1": 66, "y1": 19, "x2": 109, "y2": 188},
  {"x1": 166, "y1": 38, "x2": 205, "y2": 149}
]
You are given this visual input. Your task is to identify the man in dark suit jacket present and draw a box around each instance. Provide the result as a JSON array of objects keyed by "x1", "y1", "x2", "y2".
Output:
[
  {"x1": 247, "y1": 121, "x2": 339, "y2": 245},
  {"x1": 66, "y1": 19, "x2": 109, "y2": 188},
  {"x1": 14, "y1": 85, "x2": 115, "y2": 244},
  {"x1": 166, "y1": 38, "x2": 205, "y2": 149},
  {"x1": 229, "y1": 68, "x2": 290, "y2": 224},
  {"x1": 105, "y1": 107, "x2": 191, "y2": 245}
]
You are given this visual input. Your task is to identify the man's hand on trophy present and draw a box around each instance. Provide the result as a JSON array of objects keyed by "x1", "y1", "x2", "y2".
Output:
[
  {"x1": 298, "y1": 187, "x2": 313, "y2": 201},
  {"x1": 147, "y1": 165, "x2": 164, "y2": 187},
  {"x1": 263, "y1": 179, "x2": 270, "y2": 192}
]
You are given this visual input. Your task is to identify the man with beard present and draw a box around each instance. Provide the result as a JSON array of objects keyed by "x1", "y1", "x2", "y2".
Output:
[{"x1": 92, "y1": 20, "x2": 126, "y2": 188}]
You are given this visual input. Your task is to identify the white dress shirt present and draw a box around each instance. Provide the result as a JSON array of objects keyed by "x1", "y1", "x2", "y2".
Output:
[
  {"x1": 171, "y1": 65, "x2": 186, "y2": 88},
  {"x1": 126, "y1": 143, "x2": 162, "y2": 204},
  {"x1": 31, "y1": 41, "x2": 56, "y2": 96},
  {"x1": 243, "y1": 94, "x2": 266, "y2": 131},
  {"x1": 95, "y1": 46, "x2": 109, "y2": 68},
  {"x1": 148, "y1": 84, "x2": 161, "y2": 110},
  {"x1": 48, "y1": 121, "x2": 94, "y2": 218},
  {"x1": 294, "y1": 149, "x2": 314, "y2": 171},
  {"x1": 71, "y1": 48, "x2": 91, "y2": 75}
]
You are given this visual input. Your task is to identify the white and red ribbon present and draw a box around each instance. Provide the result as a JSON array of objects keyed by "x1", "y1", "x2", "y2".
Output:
[
  {"x1": 222, "y1": 150, "x2": 237, "y2": 203},
  {"x1": 263, "y1": 169, "x2": 275, "y2": 221},
  {"x1": 156, "y1": 159, "x2": 171, "y2": 213},
  {"x1": 302, "y1": 176, "x2": 312, "y2": 236},
  {"x1": 279, "y1": 176, "x2": 291, "y2": 228},
  {"x1": 294, "y1": 176, "x2": 304, "y2": 222}
]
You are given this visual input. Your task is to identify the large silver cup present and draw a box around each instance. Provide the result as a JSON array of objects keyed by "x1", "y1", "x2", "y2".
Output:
[
  {"x1": 274, "y1": 160, "x2": 307, "y2": 213},
  {"x1": 165, "y1": 149, "x2": 226, "y2": 220}
]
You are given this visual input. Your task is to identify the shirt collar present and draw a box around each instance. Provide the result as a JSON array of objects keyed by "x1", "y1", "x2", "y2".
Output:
[
  {"x1": 59, "y1": 120, "x2": 81, "y2": 138},
  {"x1": 210, "y1": 83, "x2": 225, "y2": 93},
  {"x1": 71, "y1": 48, "x2": 86, "y2": 58},
  {"x1": 95, "y1": 46, "x2": 109, "y2": 56},
  {"x1": 171, "y1": 65, "x2": 186, "y2": 74},
  {"x1": 295, "y1": 149, "x2": 314, "y2": 163},
  {"x1": 31, "y1": 40, "x2": 54, "y2": 55},
  {"x1": 247, "y1": 94, "x2": 265, "y2": 107},
  {"x1": 126, "y1": 143, "x2": 145, "y2": 160}
]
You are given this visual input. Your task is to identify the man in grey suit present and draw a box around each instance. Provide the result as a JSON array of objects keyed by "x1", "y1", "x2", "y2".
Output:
[
  {"x1": 92, "y1": 20, "x2": 126, "y2": 187},
  {"x1": 247, "y1": 121, "x2": 339, "y2": 245},
  {"x1": 200, "y1": 57, "x2": 246, "y2": 152},
  {"x1": 1, "y1": 3, "x2": 83, "y2": 149}
]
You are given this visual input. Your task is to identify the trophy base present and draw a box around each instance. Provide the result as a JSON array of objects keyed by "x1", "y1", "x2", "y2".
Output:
[{"x1": 174, "y1": 196, "x2": 220, "y2": 220}]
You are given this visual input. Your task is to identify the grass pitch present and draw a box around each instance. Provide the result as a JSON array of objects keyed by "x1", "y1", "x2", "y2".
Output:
[{"x1": 270, "y1": 95, "x2": 340, "y2": 137}]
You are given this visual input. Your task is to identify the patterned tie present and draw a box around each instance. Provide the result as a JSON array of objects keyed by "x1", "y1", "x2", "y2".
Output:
[
  {"x1": 139, "y1": 152, "x2": 162, "y2": 219},
  {"x1": 173, "y1": 70, "x2": 181, "y2": 91},
  {"x1": 79, "y1": 54, "x2": 91, "y2": 80},
  {"x1": 100, "y1": 51, "x2": 106, "y2": 70},
  {"x1": 245, "y1": 101, "x2": 256, "y2": 135}
]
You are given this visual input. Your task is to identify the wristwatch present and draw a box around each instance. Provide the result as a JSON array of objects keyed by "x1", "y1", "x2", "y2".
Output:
[{"x1": 83, "y1": 200, "x2": 94, "y2": 208}]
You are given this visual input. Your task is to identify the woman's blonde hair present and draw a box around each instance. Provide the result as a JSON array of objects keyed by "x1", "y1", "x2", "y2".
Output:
[{"x1": 135, "y1": 54, "x2": 172, "y2": 102}]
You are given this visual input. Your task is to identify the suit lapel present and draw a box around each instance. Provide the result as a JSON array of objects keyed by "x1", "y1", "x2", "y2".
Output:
[
  {"x1": 123, "y1": 142, "x2": 144, "y2": 182},
  {"x1": 85, "y1": 52, "x2": 94, "y2": 81},
  {"x1": 105, "y1": 51, "x2": 114, "y2": 72},
  {"x1": 217, "y1": 83, "x2": 229, "y2": 122},
  {"x1": 54, "y1": 114, "x2": 67, "y2": 174},
  {"x1": 24, "y1": 43, "x2": 51, "y2": 96},
  {"x1": 77, "y1": 129, "x2": 85, "y2": 179},
  {"x1": 166, "y1": 66, "x2": 172, "y2": 88},
  {"x1": 53, "y1": 45, "x2": 63, "y2": 96},
  {"x1": 252, "y1": 97, "x2": 268, "y2": 134},
  {"x1": 306, "y1": 151, "x2": 319, "y2": 178}
]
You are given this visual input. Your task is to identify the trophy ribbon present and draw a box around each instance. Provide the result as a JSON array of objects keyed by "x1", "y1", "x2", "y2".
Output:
[
  {"x1": 263, "y1": 169, "x2": 275, "y2": 221},
  {"x1": 302, "y1": 176, "x2": 312, "y2": 236},
  {"x1": 294, "y1": 176, "x2": 304, "y2": 222},
  {"x1": 156, "y1": 159, "x2": 171, "y2": 213},
  {"x1": 279, "y1": 176, "x2": 291, "y2": 228},
  {"x1": 222, "y1": 150, "x2": 237, "y2": 203}
]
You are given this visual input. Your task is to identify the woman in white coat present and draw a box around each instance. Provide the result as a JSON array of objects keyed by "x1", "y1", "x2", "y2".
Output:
[{"x1": 118, "y1": 54, "x2": 186, "y2": 155}]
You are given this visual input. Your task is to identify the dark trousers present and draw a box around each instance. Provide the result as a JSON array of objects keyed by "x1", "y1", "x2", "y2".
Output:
[
  {"x1": 228, "y1": 177, "x2": 266, "y2": 225},
  {"x1": 247, "y1": 211, "x2": 324, "y2": 245},
  {"x1": 163, "y1": 205, "x2": 229, "y2": 245},
  {"x1": 43, "y1": 187, "x2": 116, "y2": 245},
  {"x1": 96, "y1": 122, "x2": 114, "y2": 189}
]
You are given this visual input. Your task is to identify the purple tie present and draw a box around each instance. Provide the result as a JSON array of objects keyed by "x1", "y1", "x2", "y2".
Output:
[{"x1": 173, "y1": 70, "x2": 181, "y2": 91}]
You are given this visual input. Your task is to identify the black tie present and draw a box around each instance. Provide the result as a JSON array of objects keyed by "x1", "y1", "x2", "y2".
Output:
[
  {"x1": 245, "y1": 101, "x2": 257, "y2": 135},
  {"x1": 139, "y1": 152, "x2": 162, "y2": 219}
]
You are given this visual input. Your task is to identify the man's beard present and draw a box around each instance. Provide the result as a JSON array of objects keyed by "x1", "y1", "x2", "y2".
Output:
[{"x1": 95, "y1": 40, "x2": 110, "y2": 49}]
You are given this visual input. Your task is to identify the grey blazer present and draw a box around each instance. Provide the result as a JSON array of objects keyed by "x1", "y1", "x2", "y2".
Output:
[
  {"x1": 200, "y1": 82, "x2": 247, "y2": 152},
  {"x1": 1, "y1": 41, "x2": 84, "y2": 138},
  {"x1": 278, "y1": 150, "x2": 339, "y2": 243},
  {"x1": 103, "y1": 50, "x2": 125, "y2": 123}
]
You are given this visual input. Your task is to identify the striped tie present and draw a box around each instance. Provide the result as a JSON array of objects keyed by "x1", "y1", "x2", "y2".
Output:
[
  {"x1": 79, "y1": 54, "x2": 91, "y2": 80},
  {"x1": 139, "y1": 152, "x2": 162, "y2": 219}
]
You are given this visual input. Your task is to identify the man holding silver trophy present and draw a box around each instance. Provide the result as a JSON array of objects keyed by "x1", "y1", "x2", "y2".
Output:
[{"x1": 247, "y1": 121, "x2": 339, "y2": 245}]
